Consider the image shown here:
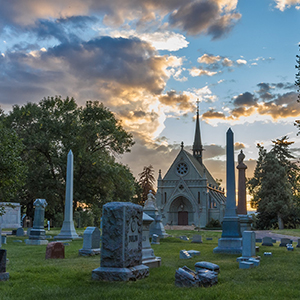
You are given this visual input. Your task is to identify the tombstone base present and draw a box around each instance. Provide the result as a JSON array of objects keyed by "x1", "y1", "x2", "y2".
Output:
[
  {"x1": 54, "y1": 221, "x2": 81, "y2": 240},
  {"x1": 213, "y1": 237, "x2": 242, "y2": 254},
  {"x1": 79, "y1": 248, "x2": 101, "y2": 256},
  {"x1": 25, "y1": 239, "x2": 48, "y2": 245},
  {"x1": 0, "y1": 272, "x2": 9, "y2": 281},
  {"x1": 92, "y1": 264, "x2": 149, "y2": 281},
  {"x1": 142, "y1": 257, "x2": 161, "y2": 268}
]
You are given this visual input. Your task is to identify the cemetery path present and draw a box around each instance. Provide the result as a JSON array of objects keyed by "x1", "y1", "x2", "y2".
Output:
[{"x1": 254, "y1": 230, "x2": 299, "y2": 242}]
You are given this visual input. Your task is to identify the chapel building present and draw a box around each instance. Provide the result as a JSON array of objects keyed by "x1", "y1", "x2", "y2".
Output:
[{"x1": 156, "y1": 106, "x2": 226, "y2": 228}]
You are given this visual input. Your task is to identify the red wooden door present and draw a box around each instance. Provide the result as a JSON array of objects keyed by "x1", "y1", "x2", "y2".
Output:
[{"x1": 178, "y1": 211, "x2": 188, "y2": 225}]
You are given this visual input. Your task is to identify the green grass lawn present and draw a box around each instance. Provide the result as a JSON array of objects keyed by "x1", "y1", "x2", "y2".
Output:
[{"x1": 0, "y1": 229, "x2": 300, "y2": 300}]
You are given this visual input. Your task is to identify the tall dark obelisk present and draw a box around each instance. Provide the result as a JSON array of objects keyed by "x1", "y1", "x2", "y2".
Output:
[{"x1": 213, "y1": 128, "x2": 242, "y2": 254}]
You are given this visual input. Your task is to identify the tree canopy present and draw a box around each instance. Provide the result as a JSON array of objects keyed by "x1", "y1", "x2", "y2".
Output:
[
  {"x1": 248, "y1": 137, "x2": 300, "y2": 229},
  {"x1": 1, "y1": 96, "x2": 136, "y2": 224},
  {"x1": 138, "y1": 165, "x2": 156, "y2": 206}
]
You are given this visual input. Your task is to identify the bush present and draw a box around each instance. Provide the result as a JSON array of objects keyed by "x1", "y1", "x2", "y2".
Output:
[{"x1": 206, "y1": 218, "x2": 221, "y2": 228}]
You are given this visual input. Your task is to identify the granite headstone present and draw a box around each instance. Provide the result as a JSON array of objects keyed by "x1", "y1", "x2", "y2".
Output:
[
  {"x1": 92, "y1": 202, "x2": 149, "y2": 281},
  {"x1": 79, "y1": 227, "x2": 101, "y2": 256}
]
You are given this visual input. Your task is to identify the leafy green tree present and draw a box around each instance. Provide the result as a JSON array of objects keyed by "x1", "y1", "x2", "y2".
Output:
[
  {"x1": 138, "y1": 165, "x2": 156, "y2": 205},
  {"x1": 296, "y1": 45, "x2": 300, "y2": 102},
  {"x1": 0, "y1": 123, "x2": 27, "y2": 211},
  {"x1": 2, "y1": 96, "x2": 136, "y2": 220}
]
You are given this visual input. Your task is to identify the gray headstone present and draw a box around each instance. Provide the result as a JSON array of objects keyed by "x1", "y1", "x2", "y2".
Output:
[
  {"x1": 16, "y1": 227, "x2": 24, "y2": 237},
  {"x1": 175, "y1": 267, "x2": 198, "y2": 287},
  {"x1": 1, "y1": 236, "x2": 6, "y2": 245},
  {"x1": 242, "y1": 231, "x2": 256, "y2": 257},
  {"x1": 262, "y1": 237, "x2": 273, "y2": 246},
  {"x1": 151, "y1": 234, "x2": 160, "y2": 245},
  {"x1": 25, "y1": 199, "x2": 48, "y2": 245},
  {"x1": 197, "y1": 269, "x2": 218, "y2": 287},
  {"x1": 192, "y1": 235, "x2": 202, "y2": 243},
  {"x1": 92, "y1": 202, "x2": 149, "y2": 281},
  {"x1": 297, "y1": 238, "x2": 300, "y2": 248},
  {"x1": 279, "y1": 238, "x2": 291, "y2": 247},
  {"x1": 79, "y1": 227, "x2": 101, "y2": 256}
]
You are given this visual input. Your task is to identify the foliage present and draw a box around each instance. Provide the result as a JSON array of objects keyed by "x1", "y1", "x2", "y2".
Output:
[
  {"x1": 296, "y1": 45, "x2": 300, "y2": 102},
  {"x1": 0, "y1": 122, "x2": 27, "y2": 207},
  {"x1": 138, "y1": 165, "x2": 156, "y2": 205},
  {"x1": 247, "y1": 138, "x2": 299, "y2": 229},
  {"x1": 1, "y1": 96, "x2": 136, "y2": 220},
  {"x1": 205, "y1": 218, "x2": 221, "y2": 228}
]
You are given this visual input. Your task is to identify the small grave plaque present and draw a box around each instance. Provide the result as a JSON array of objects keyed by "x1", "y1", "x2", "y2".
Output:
[
  {"x1": 192, "y1": 235, "x2": 202, "y2": 243},
  {"x1": 45, "y1": 242, "x2": 65, "y2": 259},
  {"x1": 180, "y1": 250, "x2": 192, "y2": 259},
  {"x1": 279, "y1": 238, "x2": 291, "y2": 247}
]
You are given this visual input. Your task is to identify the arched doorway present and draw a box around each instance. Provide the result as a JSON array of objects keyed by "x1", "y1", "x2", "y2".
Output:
[{"x1": 169, "y1": 196, "x2": 194, "y2": 225}]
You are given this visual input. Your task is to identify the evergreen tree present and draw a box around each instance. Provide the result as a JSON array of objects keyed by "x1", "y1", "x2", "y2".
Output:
[{"x1": 138, "y1": 165, "x2": 156, "y2": 205}]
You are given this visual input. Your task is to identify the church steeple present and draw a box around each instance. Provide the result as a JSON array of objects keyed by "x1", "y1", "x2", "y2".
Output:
[{"x1": 193, "y1": 99, "x2": 204, "y2": 164}]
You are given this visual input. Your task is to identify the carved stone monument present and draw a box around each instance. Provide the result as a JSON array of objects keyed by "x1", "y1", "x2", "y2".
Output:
[
  {"x1": 237, "y1": 150, "x2": 252, "y2": 233},
  {"x1": 92, "y1": 202, "x2": 149, "y2": 281},
  {"x1": 213, "y1": 128, "x2": 242, "y2": 254},
  {"x1": 25, "y1": 199, "x2": 48, "y2": 245},
  {"x1": 143, "y1": 191, "x2": 168, "y2": 238},
  {"x1": 142, "y1": 213, "x2": 161, "y2": 268},
  {"x1": 79, "y1": 227, "x2": 101, "y2": 256},
  {"x1": 0, "y1": 202, "x2": 21, "y2": 228},
  {"x1": 55, "y1": 150, "x2": 80, "y2": 240}
]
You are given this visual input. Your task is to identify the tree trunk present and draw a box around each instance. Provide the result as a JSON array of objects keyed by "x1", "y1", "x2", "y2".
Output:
[{"x1": 278, "y1": 214, "x2": 284, "y2": 229}]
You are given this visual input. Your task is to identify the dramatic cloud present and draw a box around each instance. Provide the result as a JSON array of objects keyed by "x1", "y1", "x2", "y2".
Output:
[
  {"x1": 159, "y1": 91, "x2": 194, "y2": 111},
  {"x1": 189, "y1": 67, "x2": 218, "y2": 77},
  {"x1": 233, "y1": 92, "x2": 257, "y2": 107},
  {"x1": 234, "y1": 142, "x2": 246, "y2": 150},
  {"x1": 0, "y1": 0, "x2": 241, "y2": 40}
]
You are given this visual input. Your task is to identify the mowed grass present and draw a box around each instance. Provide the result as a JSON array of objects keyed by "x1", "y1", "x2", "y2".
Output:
[{"x1": 0, "y1": 229, "x2": 300, "y2": 300}]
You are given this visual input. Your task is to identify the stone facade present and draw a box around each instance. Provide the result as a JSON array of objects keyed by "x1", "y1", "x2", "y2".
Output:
[{"x1": 156, "y1": 107, "x2": 226, "y2": 228}]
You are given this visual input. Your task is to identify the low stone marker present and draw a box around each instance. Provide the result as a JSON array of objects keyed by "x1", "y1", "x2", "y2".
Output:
[
  {"x1": 262, "y1": 237, "x2": 273, "y2": 246},
  {"x1": 151, "y1": 234, "x2": 160, "y2": 245},
  {"x1": 286, "y1": 244, "x2": 294, "y2": 251},
  {"x1": 175, "y1": 266, "x2": 218, "y2": 288},
  {"x1": 279, "y1": 238, "x2": 291, "y2": 247},
  {"x1": 45, "y1": 242, "x2": 65, "y2": 259},
  {"x1": 192, "y1": 235, "x2": 202, "y2": 243},
  {"x1": 187, "y1": 250, "x2": 200, "y2": 257},
  {"x1": 16, "y1": 228, "x2": 24, "y2": 237},
  {"x1": 195, "y1": 261, "x2": 220, "y2": 274},
  {"x1": 264, "y1": 252, "x2": 272, "y2": 256},
  {"x1": 26, "y1": 228, "x2": 32, "y2": 236},
  {"x1": 206, "y1": 237, "x2": 213, "y2": 241},
  {"x1": 79, "y1": 227, "x2": 101, "y2": 256},
  {"x1": 92, "y1": 202, "x2": 149, "y2": 281},
  {"x1": 179, "y1": 236, "x2": 189, "y2": 241},
  {"x1": 0, "y1": 250, "x2": 9, "y2": 281},
  {"x1": 180, "y1": 250, "x2": 192, "y2": 259},
  {"x1": 297, "y1": 239, "x2": 300, "y2": 248},
  {"x1": 1, "y1": 236, "x2": 6, "y2": 245}
]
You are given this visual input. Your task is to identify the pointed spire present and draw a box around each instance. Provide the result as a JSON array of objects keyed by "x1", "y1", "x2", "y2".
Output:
[{"x1": 193, "y1": 99, "x2": 204, "y2": 164}]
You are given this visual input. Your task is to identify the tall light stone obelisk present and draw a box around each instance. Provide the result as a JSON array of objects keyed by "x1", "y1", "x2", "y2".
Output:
[
  {"x1": 55, "y1": 150, "x2": 80, "y2": 240},
  {"x1": 213, "y1": 128, "x2": 242, "y2": 254}
]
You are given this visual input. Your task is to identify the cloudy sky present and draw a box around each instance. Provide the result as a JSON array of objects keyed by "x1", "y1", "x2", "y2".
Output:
[{"x1": 1, "y1": 0, "x2": 300, "y2": 193}]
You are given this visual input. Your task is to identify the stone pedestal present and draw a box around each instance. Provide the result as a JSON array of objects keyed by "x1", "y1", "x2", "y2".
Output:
[
  {"x1": 142, "y1": 213, "x2": 161, "y2": 268},
  {"x1": 25, "y1": 199, "x2": 48, "y2": 245},
  {"x1": 213, "y1": 129, "x2": 242, "y2": 254},
  {"x1": 92, "y1": 202, "x2": 149, "y2": 281},
  {"x1": 55, "y1": 150, "x2": 80, "y2": 240},
  {"x1": 143, "y1": 191, "x2": 168, "y2": 238},
  {"x1": 239, "y1": 214, "x2": 252, "y2": 233}
]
